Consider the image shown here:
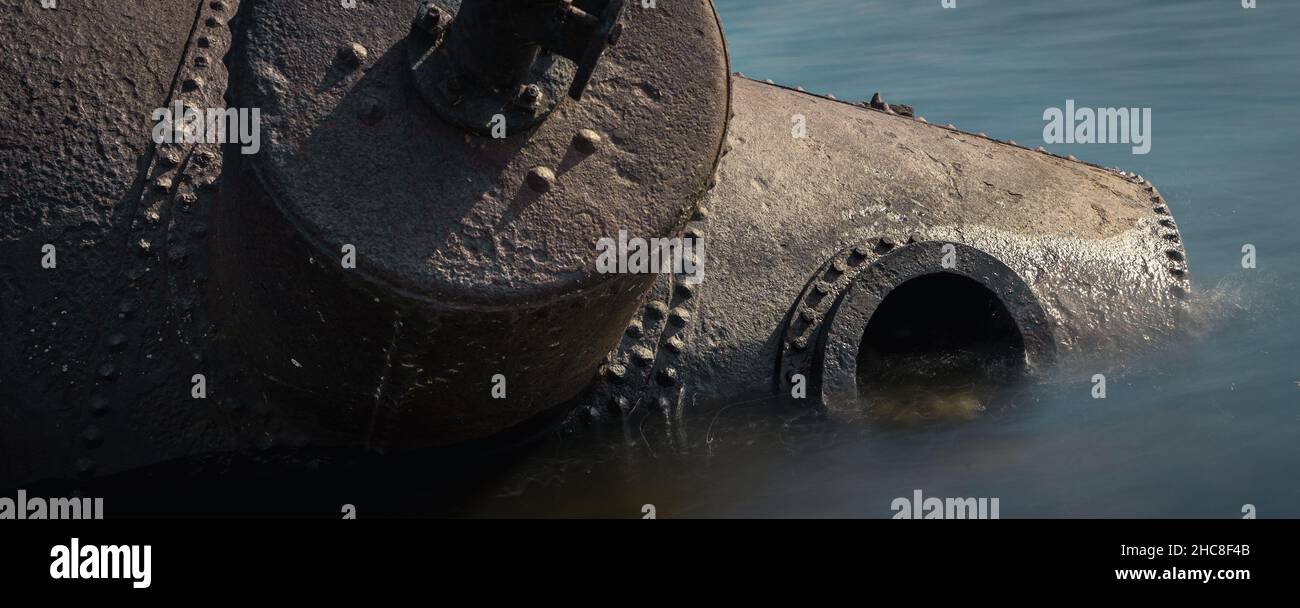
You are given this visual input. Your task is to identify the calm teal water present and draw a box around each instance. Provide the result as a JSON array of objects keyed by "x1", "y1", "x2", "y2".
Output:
[{"x1": 457, "y1": 0, "x2": 1300, "y2": 518}]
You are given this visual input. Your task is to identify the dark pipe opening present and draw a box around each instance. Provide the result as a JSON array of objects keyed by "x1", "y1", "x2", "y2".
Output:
[{"x1": 856, "y1": 273, "x2": 1026, "y2": 424}]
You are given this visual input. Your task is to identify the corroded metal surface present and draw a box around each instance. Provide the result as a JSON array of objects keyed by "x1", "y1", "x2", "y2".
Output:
[
  {"x1": 0, "y1": 1, "x2": 1193, "y2": 488},
  {"x1": 604, "y1": 77, "x2": 1191, "y2": 415},
  {"x1": 0, "y1": 0, "x2": 246, "y2": 484},
  {"x1": 211, "y1": 0, "x2": 730, "y2": 447}
]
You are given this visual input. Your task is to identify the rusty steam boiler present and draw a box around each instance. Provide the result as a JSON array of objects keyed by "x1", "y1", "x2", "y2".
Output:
[{"x1": 0, "y1": 0, "x2": 1190, "y2": 486}]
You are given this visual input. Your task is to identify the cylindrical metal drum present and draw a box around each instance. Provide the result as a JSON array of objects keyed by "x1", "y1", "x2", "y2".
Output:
[{"x1": 210, "y1": 0, "x2": 731, "y2": 447}]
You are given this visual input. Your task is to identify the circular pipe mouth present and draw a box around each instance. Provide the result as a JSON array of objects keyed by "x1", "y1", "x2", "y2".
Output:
[
  {"x1": 855, "y1": 273, "x2": 1028, "y2": 424},
  {"x1": 815, "y1": 242, "x2": 1055, "y2": 418}
]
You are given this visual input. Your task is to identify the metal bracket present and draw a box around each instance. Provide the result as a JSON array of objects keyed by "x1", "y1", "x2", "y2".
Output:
[{"x1": 407, "y1": 0, "x2": 627, "y2": 136}]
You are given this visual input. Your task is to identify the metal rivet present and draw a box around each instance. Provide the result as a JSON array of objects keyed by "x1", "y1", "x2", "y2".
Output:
[
  {"x1": 605, "y1": 363, "x2": 628, "y2": 384},
  {"x1": 668, "y1": 307, "x2": 691, "y2": 328},
  {"x1": 674, "y1": 282, "x2": 694, "y2": 299},
  {"x1": 631, "y1": 346, "x2": 654, "y2": 367},
  {"x1": 336, "y1": 43, "x2": 368, "y2": 71},
  {"x1": 82, "y1": 427, "x2": 103, "y2": 448},
  {"x1": 645, "y1": 301, "x2": 668, "y2": 321},
  {"x1": 358, "y1": 97, "x2": 387, "y2": 126},
  {"x1": 626, "y1": 320, "x2": 644, "y2": 338},
  {"x1": 75, "y1": 458, "x2": 96, "y2": 478},
  {"x1": 526, "y1": 167, "x2": 556, "y2": 193},
  {"x1": 574, "y1": 129, "x2": 603, "y2": 154},
  {"x1": 158, "y1": 149, "x2": 180, "y2": 167},
  {"x1": 665, "y1": 335, "x2": 686, "y2": 354}
]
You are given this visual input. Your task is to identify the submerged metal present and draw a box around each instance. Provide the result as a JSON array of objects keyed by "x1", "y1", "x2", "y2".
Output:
[{"x1": 0, "y1": 0, "x2": 1190, "y2": 486}]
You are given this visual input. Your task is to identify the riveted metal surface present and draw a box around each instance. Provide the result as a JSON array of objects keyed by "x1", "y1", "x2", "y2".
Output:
[
  {"x1": 815, "y1": 242, "x2": 1056, "y2": 410},
  {"x1": 0, "y1": 0, "x2": 253, "y2": 485},
  {"x1": 212, "y1": 0, "x2": 730, "y2": 448},
  {"x1": 230, "y1": 0, "x2": 729, "y2": 306},
  {"x1": 661, "y1": 76, "x2": 1190, "y2": 413}
]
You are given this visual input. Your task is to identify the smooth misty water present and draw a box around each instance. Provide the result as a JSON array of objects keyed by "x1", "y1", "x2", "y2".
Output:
[{"x1": 446, "y1": 0, "x2": 1300, "y2": 518}]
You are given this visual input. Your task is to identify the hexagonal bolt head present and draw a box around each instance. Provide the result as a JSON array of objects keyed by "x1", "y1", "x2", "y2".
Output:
[
  {"x1": 515, "y1": 84, "x2": 545, "y2": 111},
  {"x1": 414, "y1": 3, "x2": 448, "y2": 38}
]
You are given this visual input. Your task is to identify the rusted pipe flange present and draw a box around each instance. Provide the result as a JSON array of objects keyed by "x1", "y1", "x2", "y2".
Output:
[{"x1": 790, "y1": 242, "x2": 1056, "y2": 411}]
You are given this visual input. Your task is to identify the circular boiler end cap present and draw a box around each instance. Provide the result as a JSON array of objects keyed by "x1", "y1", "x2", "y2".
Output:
[{"x1": 230, "y1": 0, "x2": 731, "y2": 308}]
